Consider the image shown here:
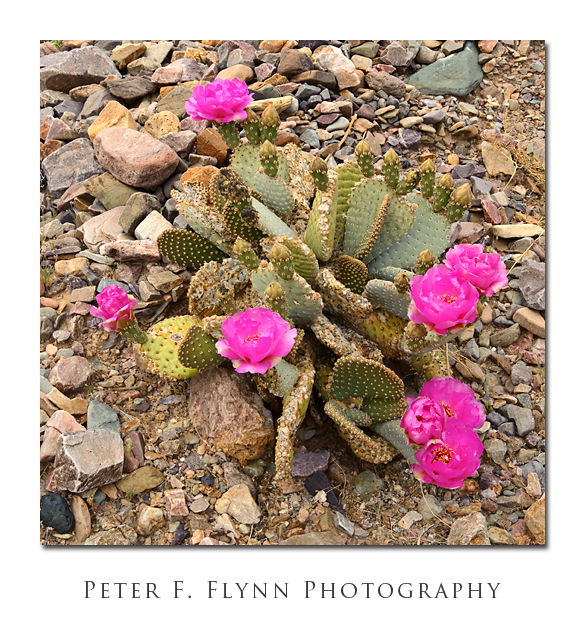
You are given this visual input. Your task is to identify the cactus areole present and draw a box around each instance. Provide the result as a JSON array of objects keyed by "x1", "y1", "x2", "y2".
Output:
[{"x1": 103, "y1": 81, "x2": 513, "y2": 486}]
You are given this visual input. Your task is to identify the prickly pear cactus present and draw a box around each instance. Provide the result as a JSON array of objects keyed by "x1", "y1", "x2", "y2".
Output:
[{"x1": 123, "y1": 104, "x2": 478, "y2": 480}]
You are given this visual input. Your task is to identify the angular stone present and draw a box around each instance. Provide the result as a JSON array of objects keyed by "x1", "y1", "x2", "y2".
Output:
[
  {"x1": 290, "y1": 70, "x2": 338, "y2": 91},
  {"x1": 216, "y1": 64, "x2": 254, "y2": 82},
  {"x1": 154, "y1": 85, "x2": 193, "y2": 119},
  {"x1": 158, "y1": 131, "x2": 197, "y2": 158},
  {"x1": 195, "y1": 128, "x2": 228, "y2": 166},
  {"x1": 513, "y1": 307, "x2": 545, "y2": 338},
  {"x1": 380, "y1": 42, "x2": 414, "y2": 66},
  {"x1": 84, "y1": 525, "x2": 137, "y2": 545},
  {"x1": 102, "y1": 76, "x2": 157, "y2": 101},
  {"x1": 48, "y1": 356, "x2": 93, "y2": 394},
  {"x1": 116, "y1": 466, "x2": 165, "y2": 495},
  {"x1": 519, "y1": 259, "x2": 545, "y2": 311},
  {"x1": 46, "y1": 386, "x2": 89, "y2": 415},
  {"x1": 481, "y1": 141, "x2": 515, "y2": 176},
  {"x1": 118, "y1": 192, "x2": 161, "y2": 235},
  {"x1": 292, "y1": 450, "x2": 330, "y2": 477},
  {"x1": 490, "y1": 323, "x2": 521, "y2": 347},
  {"x1": 165, "y1": 489, "x2": 189, "y2": 519},
  {"x1": 54, "y1": 257, "x2": 89, "y2": 276},
  {"x1": 110, "y1": 42, "x2": 147, "y2": 70},
  {"x1": 142, "y1": 111, "x2": 181, "y2": 139},
  {"x1": 122, "y1": 431, "x2": 146, "y2": 473},
  {"x1": 42, "y1": 138, "x2": 105, "y2": 197},
  {"x1": 408, "y1": 42, "x2": 483, "y2": 97},
  {"x1": 135, "y1": 504, "x2": 166, "y2": 536},
  {"x1": 40, "y1": 410, "x2": 86, "y2": 462},
  {"x1": 214, "y1": 484, "x2": 261, "y2": 524},
  {"x1": 447, "y1": 512, "x2": 490, "y2": 545},
  {"x1": 279, "y1": 531, "x2": 345, "y2": 545},
  {"x1": 511, "y1": 363, "x2": 533, "y2": 387},
  {"x1": 524, "y1": 493, "x2": 545, "y2": 544},
  {"x1": 506, "y1": 406, "x2": 535, "y2": 436},
  {"x1": 53, "y1": 429, "x2": 124, "y2": 493},
  {"x1": 79, "y1": 87, "x2": 117, "y2": 119},
  {"x1": 83, "y1": 172, "x2": 139, "y2": 211},
  {"x1": 277, "y1": 48, "x2": 314, "y2": 77},
  {"x1": 100, "y1": 239, "x2": 161, "y2": 262},
  {"x1": 147, "y1": 270, "x2": 182, "y2": 293},
  {"x1": 40, "y1": 46, "x2": 121, "y2": 92},
  {"x1": 365, "y1": 69, "x2": 406, "y2": 98},
  {"x1": 69, "y1": 285, "x2": 96, "y2": 303},
  {"x1": 87, "y1": 400, "x2": 120, "y2": 432},
  {"x1": 134, "y1": 210, "x2": 173, "y2": 241},
  {"x1": 93, "y1": 127, "x2": 179, "y2": 189},
  {"x1": 70, "y1": 494, "x2": 92, "y2": 543},
  {"x1": 488, "y1": 526, "x2": 517, "y2": 545},
  {"x1": 188, "y1": 366, "x2": 274, "y2": 466},
  {"x1": 88, "y1": 100, "x2": 137, "y2": 142}
]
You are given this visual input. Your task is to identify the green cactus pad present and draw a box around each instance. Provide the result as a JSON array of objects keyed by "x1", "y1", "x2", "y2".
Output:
[
  {"x1": 410, "y1": 347, "x2": 449, "y2": 382},
  {"x1": 251, "y1": 261, "x2": 323, "y2": 325},
  {"x1": 157, "y1": 228, "x2": 227, "y2": 269},
  {"x1": 334, "y1": 255, "x2": 369, "y2": 295},
  {"x1": 360, "y1": 396, "x2": 406, "y2": 422},
  {"x1": 248, "y1": 198, "x2": 296, "y2": 239},
  {"x1": 231, "y1": 143, "x2": 289, "y2": 189},
  {"x1": 332, "y1": 162, "x2": 364, "y2": 251},
  {"x1": 315, "y1": 268, "x2": 373, "y2": 320},
  {"x1": 363, "y1": 279, "x2": 412, "y2": 319},
  {"x1": 367, "y1": 195, "x2": 451, "y2": 274},
  {"x1": 177, "y1": 324, "x2": 227, "y2": 371},
  {"x1": 253, "y1": 171, "x2": 295, "y2": 218},
  {"x1": 362, "y1": 189, "x2": 416, "y2": 265},
  {"x1": 261, "y1": 359, "x2": 300, "y2": 397},
  {"x1": 345, "y1": 309, "x2": 406, "y2": 361},
  {"x1": 138, "y1": 316, "x2": 201, "y2": 380},
  {"x1": 372, "y1": 419, "x2": 416, "y2": 465},
  {"x1": 274, "y1": 358, "x2": 315, "y2": 481},
  {"x1": 324, "y1": 399, "x2": 398, "y2": 464},
  {"x1": 260, "y1": 237, "x2": 319, "y2": 283},
  {"x1": 329, "y1": 355, "x2": 405, "y2": 404},
  {"x1": 344, "y1": 178, "x2": 390, "y2": 260},
  {"x1": 304, "y1": 169, "x2": 338, "y2": 262}
]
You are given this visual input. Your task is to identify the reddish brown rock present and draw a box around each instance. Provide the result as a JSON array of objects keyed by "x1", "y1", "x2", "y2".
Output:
[
  {"x1": 481, "y1": 199, "x2": 501, "y2": 224},
  {"x1": 195, "y1": 128, "x2": 228, "y2": 166},
  {"x1": 48, "y1": 355, "x2": 94, "y2": 394},
  {"x1": 525, "y1": 493, "x2": 545, "y2": 544},
  {"x1": 165, "y1": 489, "x2": 189, "y2": 519},
  {"x1": 188, "y1": 366, "x2": 275, "y2": 466},
  {"x1": 93, "y1": 127, "x2": 179, "y2": 189},
  {"x1": 40, "y1": 410, "x2": 86, "y2": 462}
]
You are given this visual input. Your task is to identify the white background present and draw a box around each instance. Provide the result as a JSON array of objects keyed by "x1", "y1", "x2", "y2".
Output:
[{"x1": 13, "y1": 10, "x2": 580, "y2": 626}]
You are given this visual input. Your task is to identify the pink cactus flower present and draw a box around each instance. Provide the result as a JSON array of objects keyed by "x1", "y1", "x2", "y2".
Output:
[
  {"x1": 420, "y1": 376, "x2": 486, "y2": 430},
  {"x1": 215, "y1": 307, "x2": 297, "y2": 374},
  {"x1": 444, "y1": 243, "x2": 508, "y2": 296},
  {"x1": 412, "y1": 420, "x2": 483, "y2": 489},
  {"x1": 185, "y1": 78, "x2": 254, "y2": 123},
  {"x1": 400, "y1": 396, "x2": 447, "y2": 445},
  {"x1": 89, "y1": 285, "x2": 137, "y2": 332},
  {"x1": 407, "y1": 265, "x2": 479, "y2": 335}
]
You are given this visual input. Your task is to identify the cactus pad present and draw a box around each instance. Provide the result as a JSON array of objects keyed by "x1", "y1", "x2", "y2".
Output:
[{"x1": 157, "y1": 228, "x2": 226, "y2": 269}]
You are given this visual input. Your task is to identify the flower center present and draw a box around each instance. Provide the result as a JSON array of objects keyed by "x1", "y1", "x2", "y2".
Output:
[
  {"x1": 432, "y1": 445, "x2": 453, "y2": 465},
  {"x1": 442, "y1": 403, "x2": 455, "y2": 418},
  {"x1": 440, "y1": 294, "x2": 457, "y2": 304},
  {"x1": 244, "y1": 333, "x2": 261, "y2": 343}
]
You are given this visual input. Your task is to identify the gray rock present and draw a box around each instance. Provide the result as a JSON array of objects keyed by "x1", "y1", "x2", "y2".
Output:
[
  {"x1": 490, "y1": 323, "x2": 521, "y2": 347},
  {"x1": 511, "y1": 363, "x2": 533, "y2": 386},
  {"x1": 417, "y1": 494, "x2": 443, "y2": 520},
  {"x1": 333, "y1": 511, "x2": 355, "y2": 536},
  {"x1": 519, "y1": 259, "x2": 545, "y2": 310},
  {"x1": 40, "y1": 316, "x2": 53, "y2": 341},
  {"x1": 279, "y1": 531, "x2": 345, "y2": 545},
  {"x1": 87, "y1": 400, "x2": 120, "y2": 433},
  {"x1": 506, "y1": 406, "x2": 535, "y2": 437},
  {"x1": 40, "y1": 46, "x2": 121, "y2": 92},
  {"x1": 53, "y1": 429, "x2": 124, "y2": 493},
  {"x1": 78, "y1": 87, "x2": 117, "y2": 119},
  {"x1": 352, "y1": 470, "x2": 384, "y2": 498},
  {"x1": 408, "y1": 42, "x2": 483, "y2": 97},
  {"x1": 41, "y1": 139, "x2": 105, "y2": 197},
  {"x1": 484, "y1": 438, "x2": 507, "y2": 464},
  {"x1": 299, "y1": 128, "x2": 320, "y2": 148}
]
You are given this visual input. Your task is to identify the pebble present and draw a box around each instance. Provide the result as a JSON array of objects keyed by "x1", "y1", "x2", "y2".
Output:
[
  {"x1": 85, "y1": 525, "x2": 137, "y2": 545},
  {"x1": 291, "y1": 450, "x2": 330, "y2": 477},
  {"x1": 116, "y1": 466, "x2": 165, "y2": 495},
  {"x1": 447, "y1": 512, "x2": 490, "y2": 545},
  {"x1": 40, "y1": 494, "x2": 75, "y2": 534},
  {"x1": 214, "y1": 484, "x2": 261, "y2": 524},
  {"x1": 136, "y1": 504, "x2": 166, "y2": 536},
  {"x1": 48, "y1": 356, "x2": 93, "y2": 393},
  {"x1": 352, "y1": 470, "x2": 384, "y2": 498},
  {"x1": 87, "y1": 400, "x2": 120, "y2": 432}
]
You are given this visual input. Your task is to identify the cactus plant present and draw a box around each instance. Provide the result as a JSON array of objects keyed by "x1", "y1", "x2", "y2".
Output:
[{"x1": 120, "y1": 99, "x2": 482, "y2": 481}]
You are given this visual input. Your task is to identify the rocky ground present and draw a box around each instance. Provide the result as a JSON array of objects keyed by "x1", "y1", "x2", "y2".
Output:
[{"x1": 39, "y1": 39, "x2": 545, "y2": 546}]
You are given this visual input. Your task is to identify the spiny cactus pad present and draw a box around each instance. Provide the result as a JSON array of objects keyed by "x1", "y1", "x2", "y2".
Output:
[
  {"x1": 157, "y1": 228, "x2": 226, "y2": 269},
  {"x1": 176, "y1": 324, "x2": 227, "y2": 371},
  {"x1": 138, "y1": 316, "x2": 201, "y2": 380}
]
